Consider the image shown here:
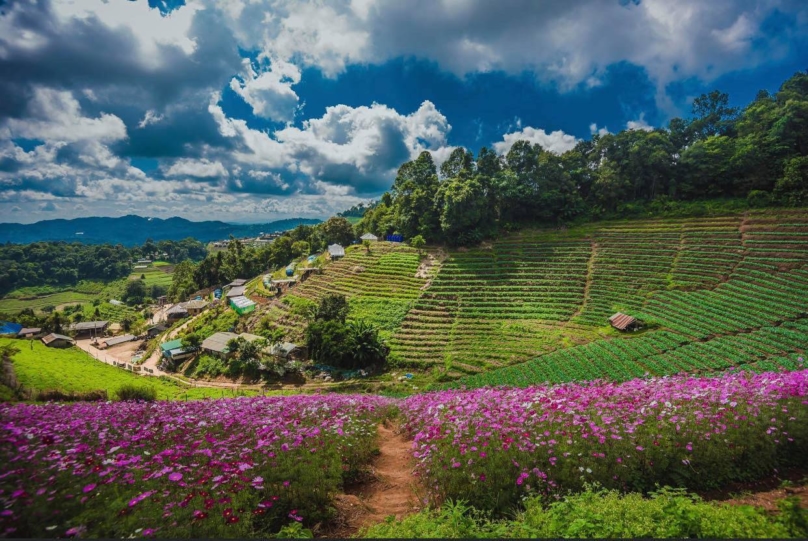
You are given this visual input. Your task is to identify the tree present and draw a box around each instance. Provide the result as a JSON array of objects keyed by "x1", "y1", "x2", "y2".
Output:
[
  {"x1": 291, "y1": 240, "x2": 310, "y2": 258},
  {"x1": 690, "y1": 90, "x2": 739, "y2": 140},
  {"x1": 347, "y1": 320, "x2": 387, "y2": 369},
  {"x1": 120, "y1": 316, "x2": 134, "y2": 332},
  {"x1": 321, "y1": 216, "x2": 355, "y2": 247},
  {"x1": 124, "y1": 279, "x2": 147, "y2": 304},
  {"x1": 409, "y1": 235, "x2": 426, "y2": 256},
  {"x1": 309, "y1": 293, "x2": 350, "y2": 323},
  {"x1": 181, "y1": 333, "x2": 202, "y2": 350},
  {"x1": 362, "y1": 239, "x2": 372, "y2": 254}
]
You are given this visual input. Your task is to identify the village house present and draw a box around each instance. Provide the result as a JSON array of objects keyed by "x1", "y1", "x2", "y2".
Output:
[
  {"x1": 269, "y1": 342, "x2": 306, "y2": 362},
  {"x1": 183, "y1": 299, "x2": 209, "y2": 316},
  {"x1": 17, "y1": 327, "x2": 42, "y2": 339},
  {"x1": 328, "y1": 244, "x2": 345, "y2": 260},
  {"x1": 70, "y1": 320, "x2": 109, "y2": 338},
  {"x1": 159, "y1": 339, "x2": 195, "y2": 362},
  {"x1": 165, "y1": 304, "x2": 189, "y2": 321},
  {"x1": 360, "y1": 233, "x2": 378, "y2": 242},
  {"x1": 229, "y1": 295, "x2": 256, "y2": 315},
  {"x1": 146, "y1": 324, "x2": 168, "y2": 338},
  {"x1": 41, "y1": 333, "x2": 75, "y2": 348},
  {"x1": 98, "y1": 334, "x2": 136, "y2": 349}
]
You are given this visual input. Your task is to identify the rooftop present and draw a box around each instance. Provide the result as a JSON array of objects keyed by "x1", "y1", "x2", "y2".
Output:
[
  {"x1": 165, "y1": 304, "x2": 189, "y2": 315},
  {"x1": 226, "y1": 286, "x2": 246, "y2": 297},
  {"x1": 184, "y1": 299, "x2": 209, "y2": 310},
  {"x1": 160, "y1": 338, "x2": 184, "y2": 352},
  {"x1": 226, "y1": 279, "x2": 247, "y2": 287},
  {"x1": 201, "y1": 332, "x2": 240, "y2": 353},
  {"x1": 328, "y1": 244, "x2": 345, "y2": 257},
  {"x1": 102, "y1": 334, "x2": 136, "y2": 347},
  {"x1": 229, "y1": 295, "x2": 256, "y2": 309},
  {"x1": 17, "y1": 327, "x2": 42, "y2": 335},
  {"x1": 609, "y1": 312, "x2": 638, "y2": 331},
  {"x1": 71, "y1": 321, "x2": 109, "y2": 331},
  {"x1": 42, "y1": 333, "x2": 74, "y2": 345}
]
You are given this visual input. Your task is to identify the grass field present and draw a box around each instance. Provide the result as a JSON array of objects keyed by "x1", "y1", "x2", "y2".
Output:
[
  {"x1": 0, "y1": 338, "x2": 256, "y2": 400},
  {"x1": 0, "y1": 279, "x2": 127, "y2": 314},
  {"x1": 129, "y1": 261, "x2": 174, "y2": 287}
]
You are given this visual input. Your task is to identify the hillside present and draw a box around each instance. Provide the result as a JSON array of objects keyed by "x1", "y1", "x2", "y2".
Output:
[
  {"x1": 252, "y1": 208, "x2": 808, "y2": 386},
  {"x1": 0, "y1": 215, "x2": 321, "y2": 246}
]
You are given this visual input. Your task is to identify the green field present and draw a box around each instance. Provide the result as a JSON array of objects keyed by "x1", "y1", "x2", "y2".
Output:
[
  {"x1": 0, "y1": 338, "x2": 256, "y2": 400},
  {"x1": 0, "y1": 279, "x2": 127, "y2": 314},
  {"x1": 129, "y1": 262, "x2": 174, "y2": 287}
]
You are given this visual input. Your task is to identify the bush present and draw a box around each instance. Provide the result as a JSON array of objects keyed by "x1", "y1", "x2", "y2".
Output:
[
  {"x1": 35, "y1": 389, "x2": 108, "y2": 402},
  {"x1": 114, "y1": 384, "x2": 157, "y2": 402},
  {"x1": 748, "y1": 190, "x2": 773, "y2": 208},
  {"x1": 362, "y1": 488, "x2": 795, "y2": 539}
]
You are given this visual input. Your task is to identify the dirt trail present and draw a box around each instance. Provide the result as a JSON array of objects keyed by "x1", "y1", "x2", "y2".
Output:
[{"x1": 325, "y1": 423, "x2": 420, "y2": 537}]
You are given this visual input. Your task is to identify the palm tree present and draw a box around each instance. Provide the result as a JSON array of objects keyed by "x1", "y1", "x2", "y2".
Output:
[{"x1": 348, "y1": 320, "x2": 386, "y2": 369}]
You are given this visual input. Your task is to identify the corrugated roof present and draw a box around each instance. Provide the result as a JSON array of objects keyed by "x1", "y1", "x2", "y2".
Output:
[
  {"x1": 185, "y1": 299, "x2": 209, "y2": 309},
  {"x1": 328, "y1": 244, "x2": 345, "y2": 256},
  {"x1": 18, "y1": 327, "x2": 41, "y2": 335},
  {"x1": 360, "y1": 233, "x2": 377, "y2": 241},
  {"x1": 42, "y1": 333, "x2": 74, "y2": 345},
  {"x1": 270, "y1": 342, "x2": 299, "y2": 356},
  {"x1": 166, "y1": 304, "x2": 189, "y2": 315},
  {"x1": 102, "y1": 334, "x2": 136, "y2": 347},
  {"x1": 201, "y1": 332, "x2": 240, "y2": 353},
  {"x1": 229, "y1": 295, "x2": 255, "y2": 309},
  {"x1": 609, "y1": 312, "x2": 638, "y2": 331},
  {"x1": 71, "y1": 321, "x2": 109, "y2": 331},
  {"x1": 226, "y1": 286, "x2": 246, "y2": 297},
  {"x1": 160, "y1": 338, "x2": 184, "y2": 351},
  {"x1": 227, "y1": 279, "x2": 247, "y2": 287}
]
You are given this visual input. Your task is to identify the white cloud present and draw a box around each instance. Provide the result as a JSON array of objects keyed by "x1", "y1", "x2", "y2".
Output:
[
  {"x1": 626, "y1": 114, "x2": 654, "y2": 131},
  {"x1": 589, "y1": 123, "x2": 610, "y2": 136},
  {"x1": 493, "y1": 127, "x2": 579, "y2": 155},
  {"x1": 229, "y1": 57, "x2": 302, "y2": 122},
  {"x1": 0, "y1": 87, "x2": 127, "y2": 144},
  {"x1": 138, "y1": 110, "x2": 165, "y2": 128},
  {"x1": 164, "y1": 158, "x2": 229, "y2": 179}
]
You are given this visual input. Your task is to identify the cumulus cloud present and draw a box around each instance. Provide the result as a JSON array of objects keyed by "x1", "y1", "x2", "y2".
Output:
[
  {"x1": 493, "y1": 127, "x2": 579, "y2": 155},
  {"x1": 164, "y1": 158, "x2": 229, "y2": 179},
  {"x1": 626, "y1": 114, "x2": 654, "y2": 132},
  {"x1": 229, "y1": 58, "x2": 302, "y2": 122},
  {"x1": 39, "y1": 201, "x2": 59, "y2": 212},
  {"x1": 590, "y1": 123, "x2": 610, "y2": 136}
]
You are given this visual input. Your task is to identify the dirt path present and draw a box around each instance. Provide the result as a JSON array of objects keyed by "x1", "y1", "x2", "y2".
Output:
[{"x1": 326, "y1": 423, "x2": 420, "y2": 537}]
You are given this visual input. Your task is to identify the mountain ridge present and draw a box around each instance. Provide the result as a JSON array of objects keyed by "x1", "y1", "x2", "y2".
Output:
[{"x1": 0, "y1": 215, "x2": 321, "y2": 246}]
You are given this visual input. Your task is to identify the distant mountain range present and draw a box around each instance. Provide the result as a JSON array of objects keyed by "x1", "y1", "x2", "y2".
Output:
[{"x1": 0, "y1": 215, "x2": 322, "y2": 246}]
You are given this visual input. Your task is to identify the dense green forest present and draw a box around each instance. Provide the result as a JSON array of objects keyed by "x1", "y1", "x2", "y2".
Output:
[
  {"x1": 358, "y1": 72, "x2": 808, "y2": 245},
  {"x1": 0, "y1": 238, "x2": 207, "y2": 296}
]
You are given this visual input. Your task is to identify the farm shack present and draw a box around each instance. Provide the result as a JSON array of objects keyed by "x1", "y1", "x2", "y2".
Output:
[
  {"x1": 146, "y1": 324, "x2": 167, "y2": 338},
  {"x1": 165, "y1": 304, "x2": 189, "y2": 321},
  {"x1": 201, "y1": 332, "x2": 240, "y2": 358},
  {"x1": 226, "y1": 286, "x2": 246, "y2": 298},
  {"x1": 70, "y1": 321, "x2": 109, "y2": 338},
  {"x1": 229, "y1": 295, "x2": 256, "y2": 315},
  {"x1": 609, "y1": 312, "x2": 641, "y2": 331},
  {"x1": 160, "y1": 339, "x2": 194, "y2": 362},
  {"x1": 360, "y1": 233, "x2": 378, "y2": 242},
  {"x1": 328, "y1": 244, "x2": 345, "y2": 259},
  {"x1": 269, "y1": 342, "x2": 306, "y2": 361},
  {"x1": 42, "y1": 333, "x2": 75, "y2": 348},
  {"x1": 17, "y1": 327, "x2": 42, "y2": 338},
  {"x1": 184, "y1": 299, "x2": 209, "y2": 316}
]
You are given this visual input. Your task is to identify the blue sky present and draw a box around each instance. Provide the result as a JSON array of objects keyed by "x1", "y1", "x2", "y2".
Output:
[{"x1": 1, "y1": 0, "x2": 806, "y2": 223}]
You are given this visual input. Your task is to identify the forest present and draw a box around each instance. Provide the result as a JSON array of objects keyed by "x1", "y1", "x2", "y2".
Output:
[
  {"x1": 357, "y1": 72, "x2": 808, "y2": 246},
  {"x1": 0, "y1": 238, "x2": 207, "y2": 296}
]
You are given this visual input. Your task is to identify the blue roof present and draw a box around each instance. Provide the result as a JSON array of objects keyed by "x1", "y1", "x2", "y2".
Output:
[{"x1": 0, "y1": 321, "x2": 22, "y2": 335}]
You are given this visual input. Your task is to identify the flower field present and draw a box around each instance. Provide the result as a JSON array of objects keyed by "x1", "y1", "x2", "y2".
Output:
[
  {"x1": 402, "y1": 370, "x2": 808, "y2": 515},
  {"x1": 0, "y1": 394, "x2": 394, "y2": 538}
]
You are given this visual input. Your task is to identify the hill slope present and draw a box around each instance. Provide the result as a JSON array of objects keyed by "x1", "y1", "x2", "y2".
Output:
[
  {"x1": 251, "y1": 208, "x2": 808, "y2": 386},
  {"x1": 0, "y1": 215, "x2": 321, "y2": 245}
]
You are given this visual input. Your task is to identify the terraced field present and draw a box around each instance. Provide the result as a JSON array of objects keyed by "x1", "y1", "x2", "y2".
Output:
[
  {"x1": 433, "y1": 209, "x2": 808, "y2": 387},
  {"x1": 129, "y1": 262, "x2": 174, "y2": 287},
  {"x1": 254, "y1": 243, "x2": 432, "y2": 341}
]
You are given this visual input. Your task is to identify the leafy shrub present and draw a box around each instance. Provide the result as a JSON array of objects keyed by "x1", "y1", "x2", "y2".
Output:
[
  {"x1": 114, "y1": 384, "x2": 157, "y2": 402},
  {"x1": 35, "y1": 389, "x2": 108, "y2": 402},
  {"x1": 362, "y1": 488, "x2": 795, "y2": 539},
  {"x1": 192, "y1": 354, "x2": 227, "y2": 378}
]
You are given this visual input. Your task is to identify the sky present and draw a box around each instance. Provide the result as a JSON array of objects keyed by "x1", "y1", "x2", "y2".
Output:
[{"x1": 1, "y1": 0, "x2": 807, "y2": 224}]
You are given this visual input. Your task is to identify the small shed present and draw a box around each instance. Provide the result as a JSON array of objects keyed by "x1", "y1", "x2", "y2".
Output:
[
  {"x1": 328, "y1": 244, "x2": 345, "y2": 259},
  {"x1": 229, "y1": 295, "x2": 256, "y2": 315},
  {"x1": 42, "y1": 333, "x2": 75, "y2": 348},
  {"x1": 147, "y1": 324, "x2": 167, "y2": 338},
  {"x1": 609, "y1": 312, "x2": 640, "y2": 331},
  {"x1": 99, "y1": 334, "x2": 136, "y2": 349},
  {"x1": 360, "y1": 233, "x2": 378, "y2": 242},
  {"x1": 225, "y1": 279, "x2": 247, "y2": 289},
  {"x1": 226, "y1": 286, "x2": 246, "y2": 298},
  {"x1": 17, "y1": 327, "x2": 42, "y2": 338},
  {"x1": 165, "y1": 304, "x2": 189, "y2": 321},
  {"x1": 269, "y1": 342, "x2": 306, "y2": 361}
]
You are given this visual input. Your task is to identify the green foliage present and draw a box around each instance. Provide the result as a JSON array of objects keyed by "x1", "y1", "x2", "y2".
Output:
[
  {"x1": 0, "y1": 337, "x2": 254, "y2": 400},
  {"x1": 321, "y1": 216, "x2": 355, "y2": 246},
  {"x1": 191, "y1": 354, "x2": 227, "y2": 378},
  {"x1": 309, "y1": 293, "x2": 350, "y2": 323},
  {"x1": 362, "y1": 488, "x2": 795, "y2": 539},
  {"x1": 114, "y1": 384, "x2": 157, "y2": 402}
]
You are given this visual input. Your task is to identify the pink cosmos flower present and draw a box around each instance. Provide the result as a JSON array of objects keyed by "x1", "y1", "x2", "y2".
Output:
[
  {"x1": 82, "y1": 484, "x2": 96, "y2": 493},
  {"x1": 168, "y1": 472, "x2": 183, "y2": 482}
]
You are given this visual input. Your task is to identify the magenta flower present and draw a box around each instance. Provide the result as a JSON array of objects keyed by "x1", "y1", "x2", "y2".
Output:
[
  {"x1": 82, "y1": 484, "x2": 96, "y2": 493},
  {"x1": 168, "y1": 472, "x2": 183, "y2": 482}
]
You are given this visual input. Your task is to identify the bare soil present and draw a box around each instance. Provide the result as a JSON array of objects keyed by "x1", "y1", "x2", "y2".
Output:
[
  {"x1": 699, "y1": 468, "x2": 808, "y2": 513},
  {"x1": 321, "y1": 423, "x2": 420, "y2": 538}
]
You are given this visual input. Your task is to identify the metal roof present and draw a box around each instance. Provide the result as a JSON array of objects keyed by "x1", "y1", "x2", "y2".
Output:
[
  {"x1": 328, "y1": 244, "x2": 345, "y2": 256},
  {"x1": 184, "y1": 299, "x2": 209, "y2": 309},
  {"x1": 42, "y1": 333, "x2": 74, "y2": 345},
  {"x1": 229, "y1": 295, "x2": 255, "y2": 309},
  {"x1": 609, "y1": 312, "x2": 638, "y2": 331},
  {"x1": 166, "y1": 304, "x2": 189, "y2": 315},
  {"x1": 102, "y1": 334, "x2": 136, "y2": 347},
  {"x1": 18, "y1": 327, "x2": 41, "y2": 335},
  {"x1": 201, "y1": 332, "x2": 240, "y2": 353},
  {"x1": 269, "y1": 342, "x2": 299, "y2": 356},
  {"x1": 160, "y1": 338, "x2": 184, "y2": 351},
  {"x1": 226, "y1": 286, "x2": 246, "y2": 297},
  {"x1": 226, "y1": 279, "x2": 247, "y2": 287},
  {"x1": 360, "y1": 233, "x2": 378, "y2": 241},
  {"x1": 71, "y1": 321, "x2": 109, "y2": 331}
]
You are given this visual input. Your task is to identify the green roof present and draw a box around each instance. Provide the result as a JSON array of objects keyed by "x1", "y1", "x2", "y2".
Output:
[{"x1": 160, "y1": 339, "x2": 183, "y2": 351}]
